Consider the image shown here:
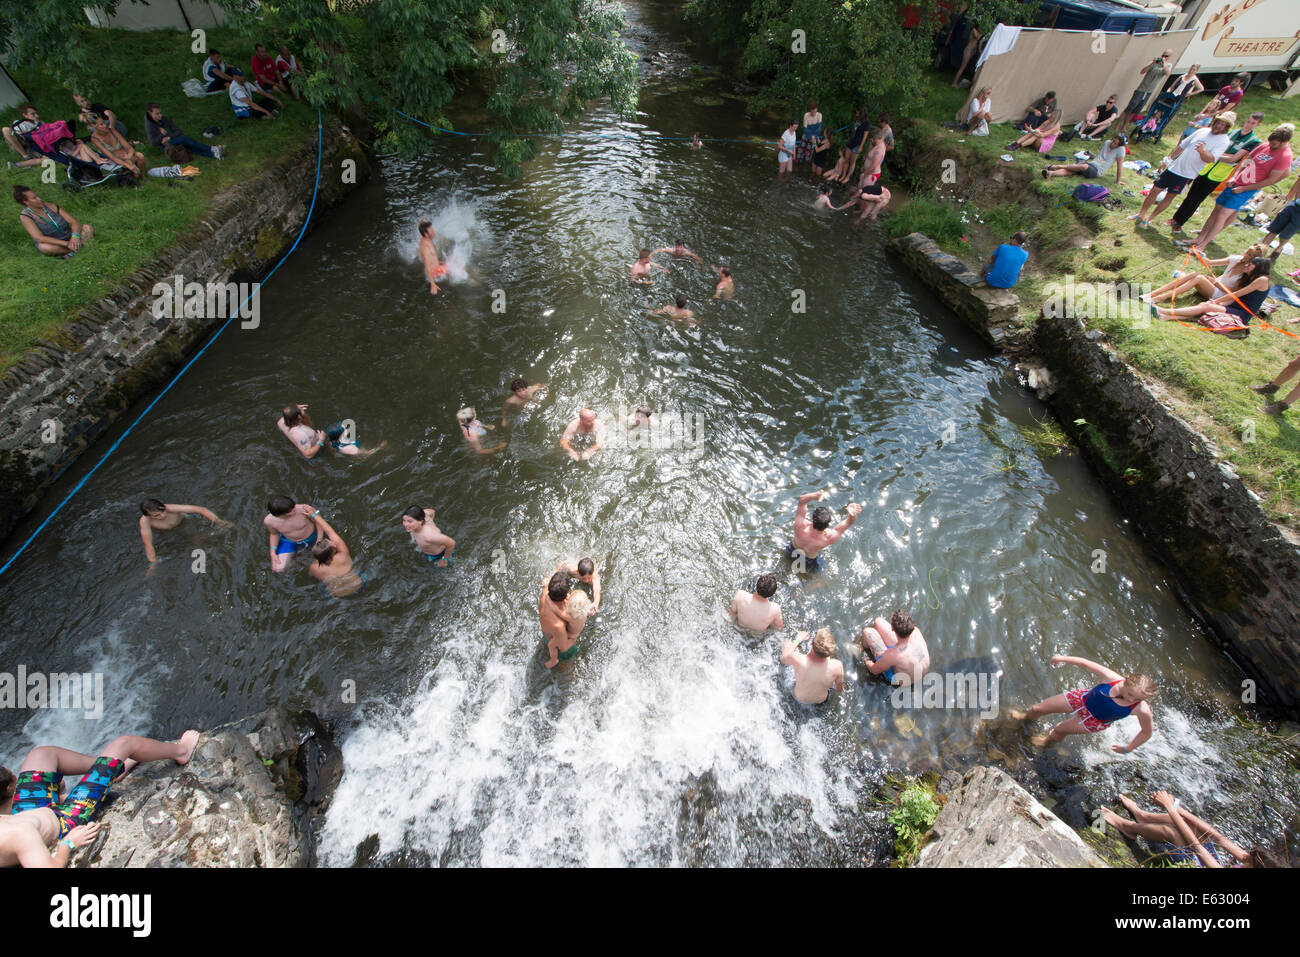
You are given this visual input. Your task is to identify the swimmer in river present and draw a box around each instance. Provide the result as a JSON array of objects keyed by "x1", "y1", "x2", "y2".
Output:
[
  {"x1": 561, "y1": 408, "x2": 607, "y2": 462},
  {"x1": 540, "y1": 570, "x2": 585, "y2": 668},
  {"x1": 653, "y1": 240, "x2": 705, "y2": 265},
  {"x1": 692, "y1": 132, "x2": 702, "y2": 150},
  {"x1": 813, "y1": 183, "x2": 838, "y2": 210},
  {"x1": 418, "y1": 219, "x2": 446, "y2": 295},
  {"x1": 307, "y1": 514, "x2": 363, "y2": 597},
  {"x1": 401, "y1": 506, "x2": 456, "y2": 567},
  {"x1": 137, "y1": 498, "x2": 231, "y2": 564},
  {"x1": 1100, "y1": 791, "x2": 1280, "y2": 868},
  {"x1": 1010, "y1": 654, "x2": 1157, "y2": 752},
  {"x1": 630, "y1": 248, "x2": 668, "y2": 285},
  {"x1": 855, "y1": 609, "x2": 931, "y2": 686},
  {"x1": 264, "y1": 495, "x2": 325, "y2": 573},
  {"x1": 324, "y1": 421, "x2": 387, "y2": 459},
  {"x1": 781, "y1": 628, "x2": 845, "y2": 705},
  {"x1": 627, "y1": 403, "x2": 654, "y2": 430},
  {"x1": 555, "y1": 556, "x2": 601, "y2": 613},
  {"x1": 787, "y1": 490, "x2": 862, "y2": 571},
  {"x1": 0, "y1": 730, "x2": 200, "y2": 868},
  {"x1": 278, "y1": 403, "x2": 327, "y2": 459},
  {"x1": 711, "y1": 265, "x2": 733, "y2": 300},
  {"x1": 457, "y1": 406, "x2": 507, "y2": 454},
  {"x1": 501, "y1": 376, "x2": 548, "y2": 425},
  {"x1": 649, "y1": 295, "x2": 695, "y2": 322},
  {"x1": 728, "y1": 573, "x2": 784, "y2": 633}
]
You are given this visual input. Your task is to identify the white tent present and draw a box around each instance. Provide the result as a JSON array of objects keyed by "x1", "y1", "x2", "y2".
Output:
[
  {"x1": 0, "y1": 60, "x2": 31, "y2": 111},
  {"x1": 83, "y1": 1, "x2": 228, "y2": 31}
]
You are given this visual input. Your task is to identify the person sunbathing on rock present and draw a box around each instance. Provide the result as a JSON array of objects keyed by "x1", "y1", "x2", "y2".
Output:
[{"x1": 0, "y1": 730, "x2": 199, "y2": 868}]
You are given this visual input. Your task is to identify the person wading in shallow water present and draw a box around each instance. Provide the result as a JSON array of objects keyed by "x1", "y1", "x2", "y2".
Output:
[
  {"x1": 0, "y1": 730, "x2": 199, "y2": 867},
  {"x1": 540, "y1": 570, "x2": 588, "y2": 667},
  {"x1": 786, "y1": 490, "x2": 862, "y2": 571},
  {"x1": 781, "y1": 628, "x2": 844, "y2": 705}
]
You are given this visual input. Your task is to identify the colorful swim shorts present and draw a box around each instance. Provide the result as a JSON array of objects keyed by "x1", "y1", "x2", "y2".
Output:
[
  {"x1": 1064, "y1": 687, "x2": 1110, "y2": 733},
  {"x1": 10, "y1": 756, "x2": 125, "y2": 837}
]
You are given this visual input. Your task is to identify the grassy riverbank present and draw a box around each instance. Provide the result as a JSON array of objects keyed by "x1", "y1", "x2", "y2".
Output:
[
  {"x1": 0, "y1": 28, "x2": 315, "y2": 373},
  {"x1": 893, "y1": 76, "x2": 1300, "y2": 527}
]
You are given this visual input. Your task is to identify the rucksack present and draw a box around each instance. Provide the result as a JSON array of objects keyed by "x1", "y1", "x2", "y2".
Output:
[{"x1": 1073, "y1": 183, "x2": 1110, "y2": 203}]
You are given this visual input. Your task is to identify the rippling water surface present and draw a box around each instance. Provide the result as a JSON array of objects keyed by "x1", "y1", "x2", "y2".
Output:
[{"x1": 2, "y1": 2, "x2": 1297, "y2": 866}]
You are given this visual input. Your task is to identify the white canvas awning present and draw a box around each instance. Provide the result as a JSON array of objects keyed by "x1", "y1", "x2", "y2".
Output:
[{"x1": 83, "y1": 1, "x2": 228, "y2": 31}]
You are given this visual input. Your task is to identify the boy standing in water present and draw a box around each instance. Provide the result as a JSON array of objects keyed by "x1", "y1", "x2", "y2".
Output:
[
  {"x1": 781, "y1": 628, "x2": 844, "y2": 704},
  {"x1": 419, "y1": 219, "x2": 446, "y2": 295},
  {"x1": 787, "y1": 490, "x2": 862, "y2": 571},
  {"x1": 264, "y1": 496, "x2": 324, "y2": 572},
  {"x1": 712, "y1": 266, "x2": 734, "y2": 300},
  {"x1": 1012, "y1": 654, "x2": 1156, "y2": 752},
  {"x1": 0, "y1": 730, "x2": 200, "y2": 868},
  {"x1": 630, "y1": 248, "x2": 668, "y2": 284},
  {"x1": 501, "y1": 377, "x2": 548, "y2": 423},
  {"x1": 137, "y1": 499, "x2": 231, "y2": 563},
  {"x1": 401, "y1": 506, "x2": 456, "y2": 566},
  {"x1": 729, "y1": 574, "x2": 784, "y2": 633}
]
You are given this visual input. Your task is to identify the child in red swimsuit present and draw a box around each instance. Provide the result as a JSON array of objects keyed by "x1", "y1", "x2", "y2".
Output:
[{"x1": 1011, "y1": 654, "x2": 1157, "y2": 752}]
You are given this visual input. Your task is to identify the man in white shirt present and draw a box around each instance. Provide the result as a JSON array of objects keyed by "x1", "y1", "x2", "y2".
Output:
[
  {"x1": 229, "y1": 68, "x2": 280, "y2": 120},
  {"x1": 1132, "y1": 113, "x2": 1234, "y2": 228}
]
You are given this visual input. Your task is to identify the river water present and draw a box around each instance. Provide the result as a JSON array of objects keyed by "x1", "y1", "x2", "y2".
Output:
[{"x1": 2, "y1": 2, "x2": 1297, "y2": 866}]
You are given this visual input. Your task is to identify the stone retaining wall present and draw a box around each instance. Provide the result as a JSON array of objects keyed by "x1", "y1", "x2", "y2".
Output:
[{"x1": 0, "y1": 121, "x2": 370, "y2": 543}]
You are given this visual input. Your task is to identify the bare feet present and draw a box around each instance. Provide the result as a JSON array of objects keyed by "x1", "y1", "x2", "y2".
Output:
[
  {"x1": 1116, "y1": 793, "x2": 1144, "y2": 817},
  {"x1": 1008, "y1": 707, "x2": 1029, "y2": 720},
  {"x1": 176, "y1": 730, "x2": 200, "y2": 765},
  {"x1": 1029, "y1": 733, "x2": 1053, "y2": 747}
]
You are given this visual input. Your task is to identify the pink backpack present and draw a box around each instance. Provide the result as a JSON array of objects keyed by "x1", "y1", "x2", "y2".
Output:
[{"x1": 30, "y1": 120, "x2": 74, "y2": 153}]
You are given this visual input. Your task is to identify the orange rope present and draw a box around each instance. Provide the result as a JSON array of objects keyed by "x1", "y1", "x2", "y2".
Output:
[{"x1": 1189, "y1": 247, "x2": 1300, "y2": 339}]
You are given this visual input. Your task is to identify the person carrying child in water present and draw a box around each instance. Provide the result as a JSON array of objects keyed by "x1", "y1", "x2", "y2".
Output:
[{"x1": 1011, "y1": 654, "x2": 1156, "y2": 752}]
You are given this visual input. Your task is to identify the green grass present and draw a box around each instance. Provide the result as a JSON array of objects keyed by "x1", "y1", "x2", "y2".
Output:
[
  {"x1": 1, "y1": 27, "x2": 315, "y2": 372},
  {"x1": 886, "y1": 195, "x2": 966, "y2": 245},
  {"x1": 904, "y1": 74, "x2": 1300, "y2": 526}
]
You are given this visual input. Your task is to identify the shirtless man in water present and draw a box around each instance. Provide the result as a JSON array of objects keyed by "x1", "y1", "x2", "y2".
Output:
[
  {"x1": 653, "y1": 241, "x2": 705, "y2": 265},
  {"x1": 278, "y1": 403, "x2": 327, "y2": 459},
  {"x1": 0, "y1": 730, "x2": 199, "y2": 867},
  {"x1": 265, "y1": 496, "x2": 325, "y2": 572},
  {"x1": 729, "y1": 574, "x2": 784, "y2": 633},
  {"x1": 630, "y1": 248, "x2": 668, "y2": 284},
  {"x1": 501, "y1": 377, "x2": 547, "y2": 424},
  {"x1": 308, "y1": 515, "x2": 362, "y2": 597},
  {"x1": 561, "y1": 409, "x2": 607, "y2": 462},
  {"x1": 787, "y1": 490, "x2": 862, "y2": 570},
  {"x1": 401, "y1": 506, "x2": 456, "y2": 566},
  {"x1": 781, "y1": 628, "x2": 845, "y2": 705},
  {"x1": 419, "y1": 219, "x2": 446, "y2": 295},
  {"x1": 649, "y1": 295, "x2": 695, "y2": 322},
  {"x1": 858, "y1": 609, "x2": 931, "y2": 686},
  {"x1": 540, "y1": 571, "x2": 590, "y2": 667},
  {"x1": 137, "y1": 498, "x2": 230, "y2": 563},
  {"x1": 712, "y1": 266, "x2": 734, "y2": 300}
]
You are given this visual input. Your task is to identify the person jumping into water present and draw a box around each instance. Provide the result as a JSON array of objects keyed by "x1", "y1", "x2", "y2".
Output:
[
  {"x1": 401, "y1": 506, "x2": 456, "y2": 566},
  {"x1": 729, "y1": 574, "x2": 784, "y2": 633},
  {"x1": 419, "y1": 219, "x2": 447, "y2": 295},
  {"x1": 278, "y1": 403, "x2": 327, "y2": 459},
  {"x1": 264, "y1": 496, "x2": 325, "y2": 572},
  {"x1": 1011, "y1": 654, "x2": 1156, "y2": 751},
  {"x1": 561, "y1": 409, "x2": 607, "y2": 462},
  {"x1": 787, "y1": 490, "x2": 862, "y2": 571},
  {"x1": 781, "y1": 628, "x2": 845, "y2": 705},
  {"x1": 857, "y1": 609, "x2": 931, "y2": 686},
  {"x1": 0, "y1": 730, "x2": 199, "y2": 867},
  {"x1": 137, "y1": 498, "x2": 231, "y2": 563}
]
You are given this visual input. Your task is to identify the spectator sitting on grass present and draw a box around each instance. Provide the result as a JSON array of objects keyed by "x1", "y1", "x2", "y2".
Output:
[
  {"x1": 251, "y1": 44, "x2": 292, "y2": 99},
  {"x1": 1149, "y1": 257, "x2": 1272, "y2": 337},
  {"x1": 14, "y1": 185, "x2": 94, "y2": 259},
  {"x1": 229, "y1": 68, "x2": 281, "y2": 120},
  {"x1": 983, "y1": 232, "x2": 1029, "y2": 288},
  {"x1": 1074, "y1": 95, "x2": 1119, "y2": 140},
  {"x1": 1007, "y1": 109, "x2": 1062, "y2": 152},
  {"x1": 275, "y1": 44, "x2": 305, "y2": 94},
  {"x1": 1042, "y1": 132, "x2": 1126, "y2": 185},
  {"x1": 1017, "y1": 91, "x2": 1056, "y2": 131},
  {"x1": 202, "y1": 50, "x2": 234, "y2": 92},
  {"x1": 144, "y1": 103, "x2": 226, "y2": 160},
  {"x1": 87, "y1": 113, "x2": 146, "y2": 179},
  {"x1": 965, "y1": 86, "x2": 992, "y2": 136},
  {"x1": 72, "y1": 93, "x2": 126, "y2": 139},
  {"x1": 1140, "y1": 243, "x2": 1268, "y2": 304},
  {"x1": 4, "y1": 104, "x2": 44, "y2": 168}
]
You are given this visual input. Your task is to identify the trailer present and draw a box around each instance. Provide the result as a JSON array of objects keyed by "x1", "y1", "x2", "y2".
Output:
[{"x1": 1172, "y1": 0, "x2": 1300, "y2": 75}]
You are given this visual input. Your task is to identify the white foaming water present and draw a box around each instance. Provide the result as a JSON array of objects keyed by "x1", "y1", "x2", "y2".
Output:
[
  {"x1": 319, "y1": 606, "x2": 852, "y2": 866},
  {"x1": 401, "y1": 196, "x2": 485, "y2": 285}
]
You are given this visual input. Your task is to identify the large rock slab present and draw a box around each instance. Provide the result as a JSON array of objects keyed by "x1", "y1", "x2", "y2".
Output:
[
  {"x1": 72, "y1": 708, "x2": 340, "y2": 868},
  {"x1": 917, "y1": 765, "x2": 1107, "y2": 868}
]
